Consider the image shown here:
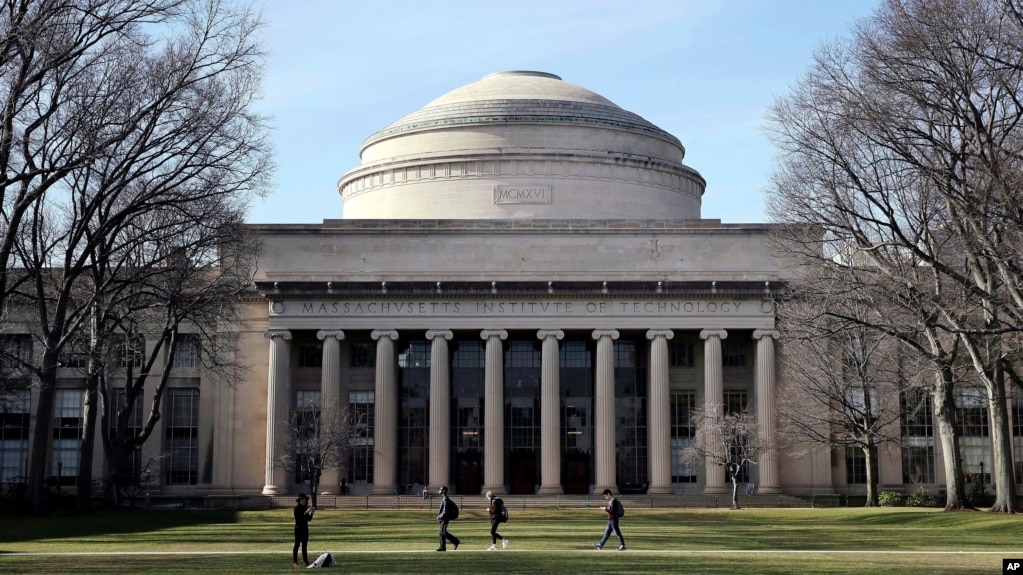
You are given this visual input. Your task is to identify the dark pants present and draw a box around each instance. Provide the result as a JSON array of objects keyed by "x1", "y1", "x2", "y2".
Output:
[
  {"x1": 293, "y1": 529, "x2": 309, "y2": 564},
  {"x1": 490, "y1": 520, "x2": 504, "y2": 544},
  {"x1": 598, "y1": 519, "x2": 625, "y2": 548},
  {"x1": 438, "y1": 519, "x2": 460, "y2": 549}
]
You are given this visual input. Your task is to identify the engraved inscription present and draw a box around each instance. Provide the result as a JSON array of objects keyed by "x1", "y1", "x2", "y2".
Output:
[{"x1": 493, "y1": 184, "x2": 552, "y2": 204}]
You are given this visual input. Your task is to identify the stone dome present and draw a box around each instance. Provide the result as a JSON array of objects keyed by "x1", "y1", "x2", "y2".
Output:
[{"x1": 338, "y1": 71, "x2": 706, "y2": 220}]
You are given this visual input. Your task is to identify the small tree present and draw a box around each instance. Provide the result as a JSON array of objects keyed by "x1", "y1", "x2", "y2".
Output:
[
  {"x1": 683, "y1": 406, "x2": 768, "y2": 509},
  {"x1": 277, "y1": 402, "x2": 365, "y2": 507}
]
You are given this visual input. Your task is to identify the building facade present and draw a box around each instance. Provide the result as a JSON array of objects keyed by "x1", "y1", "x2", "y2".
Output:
[{"x1": 6, "y1": 71, "x2": 999, "y2": 499}]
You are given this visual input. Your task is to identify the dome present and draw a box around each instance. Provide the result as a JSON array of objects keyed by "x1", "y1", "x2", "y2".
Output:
[{"x1": 338, "y1": 71, "x2": 706, "y2": 220}]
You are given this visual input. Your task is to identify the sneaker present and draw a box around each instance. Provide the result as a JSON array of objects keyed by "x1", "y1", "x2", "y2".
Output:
[
  {"x1": 502, "y1": 538, "x2": 509, "y2": 549},
  {"x1": 435, "y1": 548, "x2": 446, "y2": 552},
  {"x1": 618, "y1": 545, "x2": 627, "y2": 551},
  {"x1": 487, "y1": 545, "x2": 497, "y2": 551},
  {"x1": 592, "y1": 543, "x2": 603, "y2": 550}
]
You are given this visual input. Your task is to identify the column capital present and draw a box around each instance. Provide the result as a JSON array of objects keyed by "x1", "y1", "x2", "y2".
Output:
[
  {"x1": 425, "y1": 329, "x2": 453, "y2": 341},
  {"x1": 480, "y1": 329, "x2": 509, "y2": 341},
  {"x1": 371, "y1": 329, "x2": 399, "y2": 341},
  {"x1": 753, "y1": 329, "x2": 780, "y2": 340},
  {"x1": 645, "y1": 329, "x2": 675, "y2": 341},
  {"x1": 591, "y1": 329, "x2": 620, "y2": 341},
  {"x1": 699, "y1": 329, "x2": 728, "y2": 341},
  {"x1": 316, "y1": 330, "x2": 345, "y2": 341},
  {"x1": 537, "y1": 329, "x2": 565, "y2": 341},
  {"x1": 263, "y1": 329, "x2": 292, "y2": 341}
]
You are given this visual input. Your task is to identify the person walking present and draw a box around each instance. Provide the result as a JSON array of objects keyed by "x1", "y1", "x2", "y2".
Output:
[
  {"x1": 592, "y1": 488, "x2": 626, "y2": 551},
  {"x1": 436, "y1": 486, "x2": 461, "y2": 551},
  {"x1": 293, "y1": 493, "x2": 315, "y2": 567},
  {"x1": 485, "y1": 490, "x2": 509, "y2": 551}
]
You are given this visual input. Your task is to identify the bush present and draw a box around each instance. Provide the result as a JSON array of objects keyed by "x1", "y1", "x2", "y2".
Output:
[
  {"x1": 879, "y1": 490, "x2": 903, "y2": 507},
  {"x1": 905, "y1": 486, "x2": 934, "y2": 507},
  {"x1": 966, "y1": 473, "x2": 987, "y2": 508}
]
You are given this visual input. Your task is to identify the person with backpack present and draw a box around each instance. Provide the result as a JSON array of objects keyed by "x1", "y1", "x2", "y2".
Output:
[
  {"x1": 436, "y1": 486, "x2": 461, "y2": 551},
  {"x1": 485, "y1": 490, "x2": 509, "y2": 551},
  {"x1": 592, "y1": 488, "x2": 626, "y2": 551}
]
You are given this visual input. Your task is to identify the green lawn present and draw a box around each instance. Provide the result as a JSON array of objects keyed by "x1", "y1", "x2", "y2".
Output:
[{"x1": 0, "y1": 507, "x2": 1020, "y2": 574}]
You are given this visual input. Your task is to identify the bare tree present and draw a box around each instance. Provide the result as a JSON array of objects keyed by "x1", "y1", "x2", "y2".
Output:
[
  {"x1": 765, "y1": 0, "x2": 1023, "y2": 512},
  {"x1": 5, "y1": 0, "x2": 270, "y2": 514},
  {"x1": 776, "y1": 298, "x2": 923, "y2": 506},
  {"x1": 682, "y1": 405, "x2": 768, "y2": 509},
  {"x1": 277, "y1": 403, "x2": 367, "y2": 507}
]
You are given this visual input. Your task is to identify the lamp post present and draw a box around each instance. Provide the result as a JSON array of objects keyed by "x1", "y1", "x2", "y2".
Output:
[{"x1": 57, "y1": 461, "x2": 63, "y2": 496}]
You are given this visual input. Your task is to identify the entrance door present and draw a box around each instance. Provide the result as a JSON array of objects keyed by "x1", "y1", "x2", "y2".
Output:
[
  {"x1": 508, "y1": 449, "x2": 537, "y2": 494},
  {"x1": 455, "y1": 451, "x2": 482, "y2": 495},
  {"x1": 563, "y1": 450, "x2": 590, "y2": 494}
]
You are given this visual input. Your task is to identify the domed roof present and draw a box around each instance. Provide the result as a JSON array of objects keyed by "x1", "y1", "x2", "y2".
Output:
[
  {"x1": 361, "y1": 71, "x2": 683, "y2": 154},
  {"x1": 425, "y1": 71, "x2": 616, "y2": 107}
]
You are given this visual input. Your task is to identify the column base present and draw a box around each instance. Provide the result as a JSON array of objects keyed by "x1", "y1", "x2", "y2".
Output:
[
  {"x1": 481, "y1": 484, "x2": 507, "y2": 495},
  {"x1": 593, "y1": 484, "x2": 616, "y2": 495},
  {"x1": 702, "y1": 485, "x2": 729, "y2": 495},
  {"x1": 756, "y1": 486, "x2": 782, "y2": 494},
  {"x1": 646, "y1": 484, "x2": 673, "y2": 495},
  {"x1": 538, "y1": 485, "x2": 564, "y2": 495},
  {"x1": 372, "y1": 484, "x2": 396, "y2": 495},
  {"x1": 261, "y1": 485, "x2": 281, "y2": 495}
]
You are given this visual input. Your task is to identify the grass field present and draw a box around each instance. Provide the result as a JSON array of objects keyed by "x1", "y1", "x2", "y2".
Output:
[{"x1": 1, "y1": 507, "x2": 1021, "y2": 574}]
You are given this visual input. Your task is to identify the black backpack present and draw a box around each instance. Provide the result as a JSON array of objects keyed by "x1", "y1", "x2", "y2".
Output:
[
  {"x1": 446, "y1": 497, "x2": 459, "y2": 520},
  {"x1": 613, "y1": 499, "x2": 625, "y2": 518},
  {"x1": 495, "y1": 498, "x2": 509, "y2": 522}
]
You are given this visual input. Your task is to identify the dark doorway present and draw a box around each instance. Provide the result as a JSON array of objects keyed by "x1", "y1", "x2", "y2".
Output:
[
  {"x1": 508, "y1": 449, "x2": 537, "y2": 494},
  {"x1": 563, "y1": 450, "x2": 591, "y2": 494},
  {"x1": 456, "y1": 451, "x2": 482, "y2": 495}
]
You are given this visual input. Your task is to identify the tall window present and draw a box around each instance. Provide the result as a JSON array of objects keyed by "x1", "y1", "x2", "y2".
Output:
[
  {"x1": 114, "y1": 334, "x2": 145, "y2": 369},
  {"x1": 351, "y1": 343, "x2": 375, "y2": 368},
  {"x1": 110, "y1": 388, "x2": 144, "y2": 487},
  {"x1": 669, "y1": 341, "x2": 694, "y2": 368},
  {"x1": 560, "y1": 340, "x2": 592, "y2": 494},
  {"x1": 615, "y1": 339, "x2": 647, "y2": 486},
  {"x1": 52, "y1": 389, "x2": 85, "y2": 483},
  {"x1": 398, "y1": 341, "x2": 429, "y2": 487},
  {"x1": 723, "y1": 390, "x2": 749, "y2": 482},
  {"x1": 164, "y1": 388, "x2": 199, "y2": 484},
  {"x1": 901, "y1": 391, "x2": 933, "y2": 437},
  {"x1": 294, "y1": 390, "x2": 321, "y2": 483},
  {"x1": 722, "y1": 342, "x2": 746, "y2": 368},
  {"x1": 298, "y1": 343, "x2": 323, "y2": 368},
  {"x1": 846, "y1": 447, "x2": 867, "y2": 484},
  {"x1": 348, "y1": 391, "x2": 374, "y2": 483},
  {"x1": 0, "y1": 335, "x2": 32, "y2": 371},
  {"x1": 172, "y1": 335, "x2": 201, "y2": 368},
  {"x1": 902, "y1": 445, "x2": 935, "y2": 484},
  {"x1": 0, "y1": 389, "x2": 30, "y2": 482},
  {"x1": 670, "y1": 390, "x2": 696, "y2": 483},
  {"x1": 1014, "y1": 396, "x2": 1023, "y2": 437},
  {"x1": 956, "y1": 388, "x2": 989, "y2": 437}
]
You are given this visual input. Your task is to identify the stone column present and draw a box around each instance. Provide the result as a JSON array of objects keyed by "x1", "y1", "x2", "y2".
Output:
[
  {"x1": 371, "y1": 330, "x2": 399, "y2": 495},
  {"x1": 316, "y1": 330, "x2": 345, "y2": 495},
  {"x1": 262, "y1": 329, "x2": 292, "y2": 495},
  {"x1": 481, "y1": 329, "x2": 508, "y2": 494},
  {"x1": 537, "y1": 329, "x2": 565, "y2": 495},
  {"x1": 700, "y1": 329, "x2": 728, "y2": 494},
  {"x1": 426, "y1": 330, "x2": 453, "y2": 491},
  {"x1": 592, "y1": 329, "x2": 619, "y2": 493},
  {"x1": 753, "y1": 329, "x2": 780, "y2": 493},
  {"x1": 646, "y1": 329, "x2": 674, "y2": 494}
]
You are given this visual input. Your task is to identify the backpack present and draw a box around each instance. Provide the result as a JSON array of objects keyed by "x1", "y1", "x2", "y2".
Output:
[
  {"x1": 309, "y1": 552, "x2": 335, "y2": 568},
  {"x1": 613, "y1": 499, "x2": 625, "y2": 518},
  {"x1": 494, "y1": 497, "x2": 509, "y2": 523},
  {"x1": 446, "y1": 497, "x2": 459, "y2": 520}
]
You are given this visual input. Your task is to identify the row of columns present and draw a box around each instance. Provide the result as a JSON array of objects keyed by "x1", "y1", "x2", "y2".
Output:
[{"x1": 262, "y1": 328, "x2": 779, "y2": 496}]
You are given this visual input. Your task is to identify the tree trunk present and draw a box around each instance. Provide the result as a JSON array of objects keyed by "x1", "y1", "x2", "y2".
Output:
[
  {"x1": 933, "y1": 369, "x2": 968, "y2": 510},
  {"x1": 26, "y1": 348, "x2": 60, "y2": 514},
  {"x1": 864, "y1": 443, "x2": 879, "y2": 507},
  {"x1": 730, "y1": 465, "x2": 740, "y2": 509},
  {"x1": 75, "y1": 374, "x2": 99, "y2": 514},
  {"x1": 986, "y1": 362, "x2": 1018, "y2": 513}
]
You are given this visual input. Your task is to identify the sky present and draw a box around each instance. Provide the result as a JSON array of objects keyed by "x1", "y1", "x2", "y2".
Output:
[{"x1": 250, "y1": 0, "x2": 881, "y2": 225}]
